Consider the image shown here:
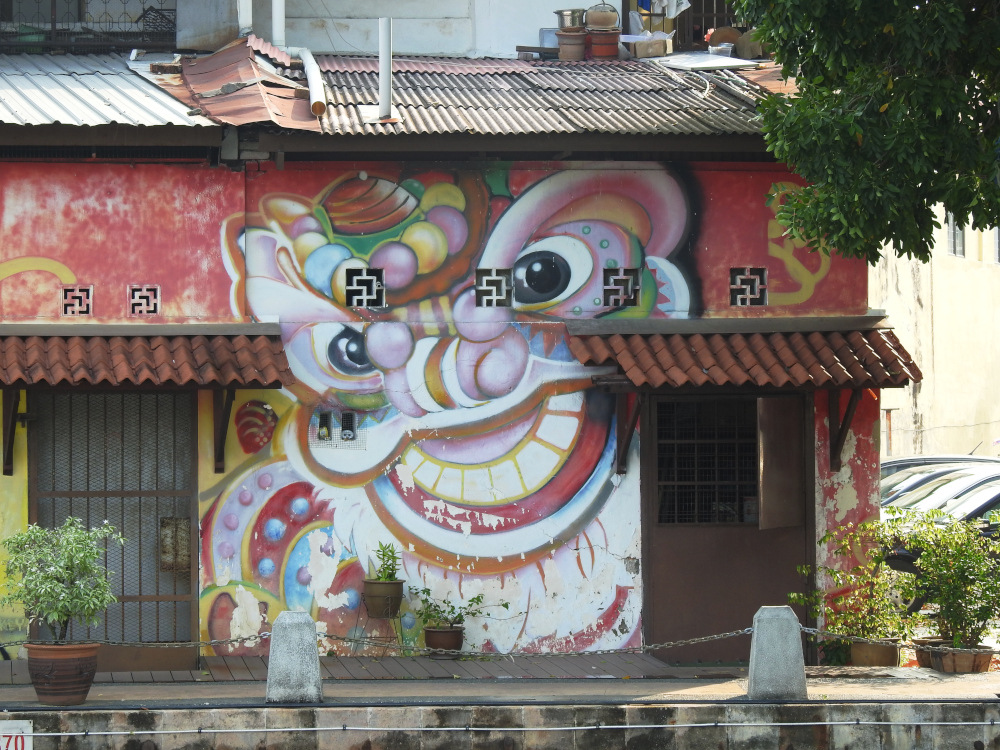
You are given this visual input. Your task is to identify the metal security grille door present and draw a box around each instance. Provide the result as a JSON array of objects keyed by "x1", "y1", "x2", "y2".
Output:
[{"x1": 29, "y1": 392, "x2": 197, "y2": 668}]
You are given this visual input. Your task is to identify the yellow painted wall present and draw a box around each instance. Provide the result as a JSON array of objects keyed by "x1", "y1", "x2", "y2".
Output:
[
  {"x1": 870, "y1": 209, "x2": 1000, "y2": 457},
  {"x1": 0, "y1": 391, "x2": 29, "y2": 645}
]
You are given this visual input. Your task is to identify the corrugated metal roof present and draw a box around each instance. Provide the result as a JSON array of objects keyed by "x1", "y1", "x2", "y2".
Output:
[
  {"x1": 283, "y1": 57, "x2": 762, "y2": 137},
  {"x1": 0, "y1": 53, "x2": 215, "y2": 127}
]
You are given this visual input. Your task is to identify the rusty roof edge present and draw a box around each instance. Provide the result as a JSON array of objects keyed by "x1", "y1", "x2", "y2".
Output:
[
  {"x1": 0, "y1": 323, "x2": 283, "y2": 337},
  {"x1": 565, "y1": 312, "x2": 889, "y2": 337}
]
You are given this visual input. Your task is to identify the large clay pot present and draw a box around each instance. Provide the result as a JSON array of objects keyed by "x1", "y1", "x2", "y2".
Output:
[
  {"x1": 363, "y1": 579, "x2": 404, "y2": 618},
  {"x1": 589, "y1": 29, "x2": 621, "y2": 59},
  {"x1": 851, "y1": 641, "x2": 899, "y2": 667},
  {"x1": 26, "y1": 643, "x2": 99, "y2": 706},
  {"x1": 912, "y1": 638, "x2": 949, "y2": 668},
  {"x1": 930, "y1": 646, "x2": 992, "y2": 673},
  {"x1": 556, "y1": 30, "x2": 586, "y2": 60},
  {"x1": 424, "y1": 627, "x2": 464, "y2": 659}
]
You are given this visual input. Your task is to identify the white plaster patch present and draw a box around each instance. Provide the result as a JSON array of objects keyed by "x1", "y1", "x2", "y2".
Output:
[
  {"x1": 228, "y1": 585, "x2": 265, "y2": 646},
  {"x1": 306, "y1": 529, "x2": 349, "y2": 610},
  {"x1": 215, "y1": 563, "x2": 232, "y2": 587},
  {"x1": 395, "y1": 463, "x2": 416, "y2": 493}
]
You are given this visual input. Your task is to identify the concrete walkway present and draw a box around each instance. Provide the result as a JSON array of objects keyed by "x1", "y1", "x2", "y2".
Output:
[{"x1": 2, "y1": 667, "x2": 1000, "y2": 707}]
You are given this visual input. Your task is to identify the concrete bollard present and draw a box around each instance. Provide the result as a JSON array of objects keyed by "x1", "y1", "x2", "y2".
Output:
[
  {"x1": 265, "y1": 610, "x2": 323, "y2": 703},
  {"x1": 747, "y1": 605, "x2": 808, "y2": 700}
]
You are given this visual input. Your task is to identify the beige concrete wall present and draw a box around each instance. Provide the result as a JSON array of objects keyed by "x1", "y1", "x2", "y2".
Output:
[
  {"x1": 869, "y1": 208, "x2": 1000, "y2": 458},
  {"x1": 248, "y1": 0, "x2": 586, "y2": 56}
]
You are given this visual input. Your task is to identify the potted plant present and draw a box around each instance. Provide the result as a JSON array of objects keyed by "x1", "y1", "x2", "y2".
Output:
[
  {"x1": 363, "y1": 542, "x2": 405, "y2": 618},
  {"x1": 897, "y1": 510, "x2": 1000, "y2": 672},
  {"x1": 408, "y1": 586, "x2": 509, "y2": 659},
  {"x1": 0, "y1": 518, "x2": 124, "y2": 705},
  {"x1": 790, "y1": 515, "x2": 915, "y2": 666}
]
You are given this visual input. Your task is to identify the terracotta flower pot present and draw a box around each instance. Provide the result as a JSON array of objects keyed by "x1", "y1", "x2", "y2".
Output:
[
  {"x1": 930, "y1": 646, "x2": 992, "y2": 673},
  {"x1": 363, "y1": 579, "x2": 404, "y2": 618},
  {"x1": 556, "y1": 30, "x2": 586, "y2": 61},
  {"x1": 912, "y1": 638, "x2": 949, "y2": 668},
  {"x1": 424, "y1": 627, "x2": 464, "y2": 659},
  {"x1": 25, "y1": 642, "x2": 99, "y2": 706},
  {"x1": 851, "y1": 640, "x2": 899, "y2": 667},
  {"x1": 589, "y1": 29, "x2": 621, "y2": 59}
]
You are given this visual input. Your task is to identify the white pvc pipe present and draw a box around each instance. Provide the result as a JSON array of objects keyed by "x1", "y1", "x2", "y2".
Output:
[
  {"x1": 237, "y1": 0, "x2": 252, "y2": 37},
  {"x1": 378, "y1": 17, "x2": 392, "y2": 120},
  {"x1": 272, "y1": 0, "x2": 286, "y2": 49},
  {"x1": 287, "y1": 47, "x2": 327, "y2": 115}
]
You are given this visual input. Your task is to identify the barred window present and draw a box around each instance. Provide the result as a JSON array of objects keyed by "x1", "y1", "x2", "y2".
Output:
[
  {"x1": 656, "y1": 399, "x2": 759, "y2": 524},
  {"x1": 947, "y1": 213, "x2": 965, "y2": 257}
]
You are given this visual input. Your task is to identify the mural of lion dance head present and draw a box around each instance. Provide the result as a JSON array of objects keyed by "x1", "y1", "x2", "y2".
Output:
[{"x1": 201, "y1": 163, "x2": 692, "y2": 653}]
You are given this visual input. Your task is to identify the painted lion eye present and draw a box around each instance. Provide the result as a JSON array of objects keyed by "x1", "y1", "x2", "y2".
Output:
[
  {"x1": 328, "y1": 328, "x2": 374, "y2": 375},
  {"x1": 513, "y1": 251, "x2": 572, "y2": 305}
]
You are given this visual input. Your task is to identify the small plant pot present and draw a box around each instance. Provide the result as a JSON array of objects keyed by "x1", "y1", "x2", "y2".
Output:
[
  {"x1": 363, "y1": 579, "x2": 404, "y2": 618},
  {"x1": 850, "y1": 640, "x2": 899, "y2": 667},
  {"x1": 424, "y1": 626, "x2": 464, "y2": 659},
  {"x1": 25, "y1": 642, "x2": 99, "y2": 706},
  {"x1": 930, "y1": 646, "x2": 992, "y2": 673},
  {"x1": 912, "y1": 638, "x2": 949, "y2": 668}
]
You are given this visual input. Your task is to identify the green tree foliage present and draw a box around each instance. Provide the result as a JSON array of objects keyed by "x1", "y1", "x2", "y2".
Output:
[{"x1": 735, "y1": 0, "x2": 1000, "y2": 263}]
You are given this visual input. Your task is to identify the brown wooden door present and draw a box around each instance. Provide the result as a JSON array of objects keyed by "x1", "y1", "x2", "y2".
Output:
[
  {"x1": 29, "y1": 391, "x2": 199, "y2": 671},
  {"x1": 641, "y1": 395, "x2": 809, "y2": 664}
]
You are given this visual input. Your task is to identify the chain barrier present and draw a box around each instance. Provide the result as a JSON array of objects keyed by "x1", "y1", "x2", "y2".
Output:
[
  {"x1": 0, "y1": 627, "x2": 754, "y2": 660},
  {"x1": 801, "y1": 626, "x2": 1000, "y2": 655}
]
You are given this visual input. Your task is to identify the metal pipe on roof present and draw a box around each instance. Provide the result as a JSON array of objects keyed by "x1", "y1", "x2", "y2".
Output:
[
  {"x1": 272, "y1": 0, "x2": 286, "y2": 49},
  {"x1": 237, "y1": 0, "x2": 253, "y2": 37},
  {"x1": 286, "y1": 47, "x2": 328, "y2": 116},
  {"x1": 379, "y1": 17, "x2": 392, "y2": 120}
]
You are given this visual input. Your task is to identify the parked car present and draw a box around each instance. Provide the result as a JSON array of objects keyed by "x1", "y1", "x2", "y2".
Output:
[
  {"x1": 881, "y1": 454, "x2": 1000, "y2": 479},
  {"x1": 927, "y1": 478, "x2": 1000, "y2": 524},
  {"x1": 880, "y1": 463, "x2": 975, "y2": 506},
  {"x1": 884, "y1": 465, "x2": 1000, "y2": 516}
]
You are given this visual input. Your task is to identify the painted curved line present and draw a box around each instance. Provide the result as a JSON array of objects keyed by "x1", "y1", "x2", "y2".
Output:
[{"x1": 0, "y1": 257, "x2": 76, "y2": 284}]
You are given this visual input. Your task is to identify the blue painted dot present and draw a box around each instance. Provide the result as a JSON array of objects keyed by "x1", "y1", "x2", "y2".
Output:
[
  {"x1": 593, "y1": 298, "x2": 602, "y2": 306},
  {"x1": 401, "y1": 612, "x2": 417, "y2": 630},
  {"x1": 600, "y1": 239, "x2": 610, "y2": 249},
  {"x1": 347, "y1": 625, "x2": 366, "y2": 641},
  {"x1": 290, "y1": 497, "x2": 311, "y2": 516},
  {"x1": 258, "y1": 558, "x2": 276, "y2": 577},
  {"x1": 303, "y1": 244, "x2": 351, "y2": 296},
  {"x1": 572, "y1": 306, "x2": 582, "y2": 316},
  {"x1": 264, "y1": 518, "x2": 286, "y2": 542},
  {"x1": 582, "y1": 226, "x2": 591, "y2": 234},
  {"x1": 606, "y1": 259, "x2": 618, "y2": 268},
  {"x1": 345, "y1": 588, "x2": 361, "y2": 610}
]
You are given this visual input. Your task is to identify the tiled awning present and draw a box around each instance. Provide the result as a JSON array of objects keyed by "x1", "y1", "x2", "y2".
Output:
[
  {"x1": 0, "y1": 334, "x2": 293, "y2": 388},
  {"x1": 568, "y1": 329, "x2": 921, "y2": 389}
]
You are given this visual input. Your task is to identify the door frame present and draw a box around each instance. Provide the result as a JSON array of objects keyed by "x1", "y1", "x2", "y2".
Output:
[
  {"x1": 26, "y1": 387, "x2": 200, "y2": 670},
  {"x1": 639, "y1": 392, "x2": 818, "y2": 656}
]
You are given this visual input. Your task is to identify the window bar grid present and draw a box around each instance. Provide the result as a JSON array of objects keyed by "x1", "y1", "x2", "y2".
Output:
[{"x1": 656, "y1": 400, "x2": 758, "y2": 524}]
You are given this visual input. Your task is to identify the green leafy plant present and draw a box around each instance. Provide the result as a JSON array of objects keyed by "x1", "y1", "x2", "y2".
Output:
[
  {"x1": 735, "y1": 0, "x2": 1000, "y2": 264},
  {"x1": 373, "y1": 542, "x2": 401, "y2": 582},
  {"x1": 790, "y1": 512, "x2": 917, "y2": 665},
  {"x1": 901, "y1": 510, "x2": 1000, "y2": 647},
  {"x1": 408, "y1": 586, "x2": 509, "y2": 628},
  {"x1": 0, "y1": 518, "x2": 124, "y2": 641}
]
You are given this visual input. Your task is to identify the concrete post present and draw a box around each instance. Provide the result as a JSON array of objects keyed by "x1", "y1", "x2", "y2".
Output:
[
  {"x1": 747, "y1": 605, "x2": 807, "y2": 700},
  {"x1": 265, "y1": 610, "x2": 323, "y2": 703}
]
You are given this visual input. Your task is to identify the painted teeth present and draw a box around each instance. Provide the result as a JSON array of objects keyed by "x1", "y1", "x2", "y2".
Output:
[{"x1": 401, "y1": 393, "x2": 585, "y2": 506}]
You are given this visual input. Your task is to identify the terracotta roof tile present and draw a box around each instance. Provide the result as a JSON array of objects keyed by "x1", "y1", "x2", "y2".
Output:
[
  {"x1": 0, "y1": 335, "x2": 293, "y2": 388},
  {"x1": 569, "y1": 328, "x2": 920, "y2": 390}
]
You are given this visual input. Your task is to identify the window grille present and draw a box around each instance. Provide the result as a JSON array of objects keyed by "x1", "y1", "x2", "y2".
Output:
[
  {"x1": 0, "y1": 0, "x2": 176, "y2": 52},
  {"x1": 947, "y1": 212, "x2": 965, "y2": 257},
  {"x1": 656, "y1": 399, "x2": 758, "y2": 523}
]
